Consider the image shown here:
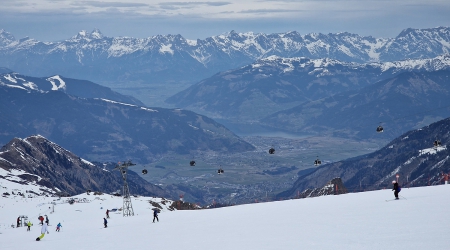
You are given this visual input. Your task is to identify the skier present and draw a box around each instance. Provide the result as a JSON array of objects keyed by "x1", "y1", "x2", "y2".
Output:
[
  {"x1": 103, "y1": 218, "x2": 108, "y2": 228},
  {"x1": 45, "y1": 215, "x2": 49, "y2": 225},
  {"x1": 153, "y1": 209, "x2": 159, "y2": 223},
  {"x1": 38, "y1": 216, "x2": 44, "y2": 225},
  {"x1": 17, "y1": 217, "x2": 20, "y2": 227},
  {"x1": 36, "y1": 223, "x2": 49, "y2": 241},
  {"x1": 106, "y1": 209, "x2": 110, "y2": 218},
  {"x1": 56, "y1": 222, "x2": 62, "y2": 232},
  {"x1": 27, "y1": 221, "x2": 32, "y2": 231},
  {"x1": 392, "y1": 180, "x2": 400, "y2": 200}
]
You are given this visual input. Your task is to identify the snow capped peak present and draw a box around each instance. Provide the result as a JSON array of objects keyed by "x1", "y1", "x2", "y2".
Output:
[
  {"x1": 0, "y1": 29, "x2": 16, "y2": 47},
  {"x1": 71, "y1": 29, "x2": 105, "y2": 41},
  {"x1": 78, "y1": 30, "x2": 87, "y2": 37},
  {"x1": 90, "y1": 28, "x2": 104, "y2": 39}
]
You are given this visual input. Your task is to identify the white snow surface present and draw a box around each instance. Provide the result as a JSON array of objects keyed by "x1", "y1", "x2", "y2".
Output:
[
  {"x1": 419, "y1": 145, "x2": 447, "y2": 156},
  {"x1": 0, "y1": 185, "x2": 449, "y2": 249},
  {"x1": 0, "y1": 168, "x2": 57, "y2": 196},
  {"x1": 46, "y1": 75, "x2": 66, "y2": 91},
  {"x1": 159, "y1": 44, "x2": 174, "y2": 55}
]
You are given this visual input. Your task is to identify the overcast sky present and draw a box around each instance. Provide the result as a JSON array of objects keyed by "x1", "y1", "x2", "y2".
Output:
[{"x1": 1, "y1": 0, "x2": 449, "y2": 41}]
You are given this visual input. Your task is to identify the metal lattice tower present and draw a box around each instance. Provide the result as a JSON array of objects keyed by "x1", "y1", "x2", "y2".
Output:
[{"x1": 114, "y1": 161, "x2": 135, "y2": 217}]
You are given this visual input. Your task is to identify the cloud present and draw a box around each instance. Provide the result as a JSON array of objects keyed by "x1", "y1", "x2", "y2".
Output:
[
  {"x1": 238, "y1": 9, "x2": 305, "y2": 14},
  {"x1": 159, "y1": 2, "x2": 231, "y2": 7},
  {"x1": 0, "y1": 0, "x2": 449, "y2": 42},
  {"x1": 158, "y1": 1, "x2": 231, "y2": 10},
  {"x1": 71, "y1": 1, "x2": 149, "y2": 8}
]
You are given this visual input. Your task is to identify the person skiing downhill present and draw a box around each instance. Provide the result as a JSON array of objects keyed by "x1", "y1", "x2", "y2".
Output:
[
  {"x1": 153, "y1": 209, "x2": 159, "y2": 223},
  {"x1": 103, "y1": 218, "x2": 108, "y2": 228},
  {"x1": 27, "y1": 221, "x2": 32, "y2": 231},
  {"x1": 36, "y1": 223, "x2": 49, "y2": 241},
  {"x1": 392, "y1": 180, "x2": 400, "y2": 200},
  {"x1": 106, "y1": 209, "x2": 110, "y2": 218},
  {"x1": 56, "y1": 223, "x2": 62, "y2": 232}
]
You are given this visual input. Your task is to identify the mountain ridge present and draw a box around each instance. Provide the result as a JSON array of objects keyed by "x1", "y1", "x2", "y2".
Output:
[
  {"x1": 262, "y1": 69, "x2": 450, "y2": 139},
  {"x1": 0, "y1": 135, "x2": 168, "y2": 197},
  {"x1": 1, "y1": 27, "x2": 449, "y2": 84},
  {"x1": 0, "y1": 84, "x2": 254, "y2": 163},
  {"x1": 166, "y1": 54, "x2": 450, "y2": 122}
]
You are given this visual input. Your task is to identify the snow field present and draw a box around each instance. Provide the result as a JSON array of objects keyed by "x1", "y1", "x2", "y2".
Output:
[{"x1": 0, "y1": 185, "x2": 449, "y2": 250}]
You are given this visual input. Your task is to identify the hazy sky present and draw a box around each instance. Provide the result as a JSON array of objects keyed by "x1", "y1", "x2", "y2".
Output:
[{"x1": 1, "y1": 0, "x2": 449, "y2": 41}]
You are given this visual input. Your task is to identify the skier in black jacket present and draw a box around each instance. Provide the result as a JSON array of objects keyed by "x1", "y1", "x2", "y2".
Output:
[
  {"x1": 153, "y1": 209, "x2": 159, "y2": 223},
  {"x1": 392, "y1": 181, "x2": 400, "y2": 200}
]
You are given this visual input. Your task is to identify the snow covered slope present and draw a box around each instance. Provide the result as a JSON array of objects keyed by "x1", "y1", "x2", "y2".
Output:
[{"x1": 0, "y1": 185, "x2": 448, "y2": 249}]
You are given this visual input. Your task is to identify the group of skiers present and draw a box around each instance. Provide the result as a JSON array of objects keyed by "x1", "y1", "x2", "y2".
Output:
[{"x1": 31, "y1": 215, "x2": 63, "y2": 241}]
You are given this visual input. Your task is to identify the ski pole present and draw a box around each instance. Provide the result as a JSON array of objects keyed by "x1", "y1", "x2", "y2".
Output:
[{"x1": 399, "y1": 195, "x2": 407, "y2": 200}]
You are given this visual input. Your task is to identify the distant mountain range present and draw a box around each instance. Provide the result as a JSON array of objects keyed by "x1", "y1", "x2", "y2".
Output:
[
  {"x1": 0, "y1": 74, "x2": 254, "y2": 163},
  {"x1": 0, "y1": 27, "x2": 449, "y2": 85},
  {"x1": 277, "y1": 117, "x2": 450, "y2": 199},
  {"x1": 0, "y1": 135, "x2": 167, "y2": 197},
  {"x1": 167, "y1": 55, "x2": 450, "y2": 122}
]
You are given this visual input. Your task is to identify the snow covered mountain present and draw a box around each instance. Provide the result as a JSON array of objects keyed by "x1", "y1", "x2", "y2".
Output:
[
  {"x1": 278, "y1": 117, "x2": 450, "y2": 199},
  {"x1": 0, "y1": 72, "x2": 144, "y2": 106},
  {"x1": 0, "y1": 135, "x2": 167, "y2": 197},
  {"x1": 0, "y1": 83, "x2": 254, "y2": 162},
  {"x1": 0, "y1": 27, "x2": 449, "y2": 85},
  {"x1": 167, "y1": 54, "x2": 450, "y2": 121}
]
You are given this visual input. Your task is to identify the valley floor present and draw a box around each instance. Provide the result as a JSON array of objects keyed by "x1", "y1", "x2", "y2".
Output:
[
  {"x1": 0, "y1": 185, "x2": 448, "y2": 250},
  {"x1": 135, "y1": 135, "x2": 385, "y2": 204}
]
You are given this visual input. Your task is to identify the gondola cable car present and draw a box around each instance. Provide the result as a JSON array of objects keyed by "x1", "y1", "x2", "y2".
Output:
[
  {"x1": 376, "y1": 123, "x2": 384, "y2": 133},
  {"x1": 314, "y1": 156, "x2": 322, "y2": 166}
]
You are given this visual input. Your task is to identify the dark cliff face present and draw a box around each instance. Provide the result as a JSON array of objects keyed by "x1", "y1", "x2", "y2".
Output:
[
  {"x1": 277, "y1": 117, "x2": 450, "y2": 199},
  {"x1": 0, "y1": 135, "x2": 168, "y2": 197}
]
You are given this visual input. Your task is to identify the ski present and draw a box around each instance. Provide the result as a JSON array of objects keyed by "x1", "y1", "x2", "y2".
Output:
[{"x1": 385, "y1": 198, "x2": 401, "y2": 202}]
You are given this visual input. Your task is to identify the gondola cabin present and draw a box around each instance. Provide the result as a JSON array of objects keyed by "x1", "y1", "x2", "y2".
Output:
[
  {"x1": 376, "y1": 125, "x2": 384, "y2": 133},
  {"x1": 217, "y1": 168, "x2": 224, "y2": 175},
  {"x1": 434, "y1": 140, "x2": 442, "y2": 147},
  {"x1": 314, "y1": 158, "x2": 322, "y2": 166},
  {"x1": 190, "y1": 160, "x2": 196, "y2": 166}
]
